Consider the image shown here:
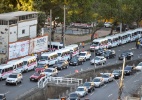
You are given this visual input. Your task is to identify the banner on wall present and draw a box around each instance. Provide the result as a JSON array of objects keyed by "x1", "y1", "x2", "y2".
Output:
[
  {"x1": 29, "y1": 36, "x2": 48, "y2": 54},
  {"x1": 9, "y1": 40, "x2": 29, "y2": 59}
]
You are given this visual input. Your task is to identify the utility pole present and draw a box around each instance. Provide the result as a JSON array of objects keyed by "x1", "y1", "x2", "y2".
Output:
[
  {"x1": 94, "y1": 48, "x2": 96, "y2": 76},
  {"x1": 118, "y1": 57, "x2": 125, "y2": 100},
  {"x1": 49, "y1": 9, "x2": 52, "y2": 51},
  {"x1": 63, "y1": 5, "x2": 66, "y2": 48}
]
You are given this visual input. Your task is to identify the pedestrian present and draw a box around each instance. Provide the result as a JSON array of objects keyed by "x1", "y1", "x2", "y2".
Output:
[
  {"x1": 137, "y1": 40, "x2": 140, "y2": 49},
  {"x1": 82, "y1": 42, "x2": 85, "y2": 51}
]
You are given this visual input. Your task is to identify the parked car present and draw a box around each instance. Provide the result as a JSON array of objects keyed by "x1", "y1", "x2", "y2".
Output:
[
  {"x1": 78, "y1": 51, "x2": 91, "y2": 61},
  {"x1": 67, "y1": 92, "x2": 80, "y2": 100},
  {"x1": 112, "y1": 70, "x2": 122, "y2": 79},
  {"x1": 30, "y1": 72, "x2": 45, "y2": 82},
  {"x1": 5, "y1": 72, "x2": 23, "y2": 85},
  {"x1": 75, "y1": 86, "x2": 88, "y2": 97},
  {"x1": 100, "y1": 73, "x2": 114, "y2": 83},
  {"x1": 83, "y1": 82, "x2": 95, "y2": 93},
  {"x1": 52, "y1": 60, "x2": 69, "y2": 70},
  {"x1": 101, "y1": 50, "x2": 116, "y2": 59},
  {"x1": 90, "y1": 56, "x2": 106, "y2": 65},
  {"x1": 35, "y1": 63, "x2": 48, "y2": 72},
  {"x1": 0, "y1": 94, "x2": 6, "y2": 100},
  {"x1": 104, "y1": 22, "x2": 113, "y2": 28},
  {"x1": 69, "y1": 56, "x2": 84, "y2": 66},
  {"x1": 43, "y1": 68, "x2": 58, "y2": 77},
  {"x1": 135, "y1": 62, "x2": 142, "y2": 71},
  {"x1": 118, "y1": 51, "x2": 133, "y2": 60},
  {"x1": 92, "y1": 77, "x2": 104, "y2": 87},
  {"x1": 124, "y1": 65, "x2": 135, "y2": 75}
]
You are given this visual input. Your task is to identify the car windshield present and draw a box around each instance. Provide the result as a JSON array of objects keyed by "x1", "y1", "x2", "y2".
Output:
[
  {"x1": 40, "y1": 56, "x2": 48, "y2": 60},
  {"x1": 33, "y1": 73, "x2": 40, "y2": 76},
  {"x1": 0, "y1": 95, "x2": 4, "y2": 99},
  {"x1": 95, "y1": 57, "x2": 100, "y2": 60},
  {"x1": 138, "y1": 62, "x2": 142, "y2": 66},
  {"x1": 93, "y1": 78, "x2": 100, "y2": 82},
  {"x1": 71, "y1": 58, "x2": 77, "y2": 62},
  {"x1": 124, "y1": 66, "x2": 132, "y2": 70},
  {"x1": 113, "y1": 70, "x2": 120, "y2": 73},
  {"x1": 9, "y1": 74, "x2": 17, "y2": 78},
  {"x1": 37, "y1": 64, "x2": 45, "y2": 68},
  {"x1": 45, "y1": 69, "x2": 52, "y2": 72},
  {"x1": 102, "y1": 75, "x2": 109, "y2": 78},
  {"x1": 23, "y1": 61, "x2": 27, "y2": 65},
  {"x1": 84, "y1": 82, "x2": 91, "y2": 86},
  {"x1": 58, "y1": 53, "x2": 61, "y2": 56},
  {"x1": 79, "y1": 53, "x2": 86, "y2": 56},
  {"x1": 56, "y1": 61, "x2": 63, "y2": 64},
  {"x1": 77, "y1": 88, "x2": 84, "y2": 91},
  {"x1": 92, "y1": 42, "x2": 99, "y2": 46},
  {"x1": 70, "y1": 93, "x2": 78, "y2": 97}
]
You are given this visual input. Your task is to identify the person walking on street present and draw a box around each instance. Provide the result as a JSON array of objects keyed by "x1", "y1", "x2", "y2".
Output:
[
  {"x1": 82, "y1": 42, "x2": 85, "y2": 51},
  {"x1": 137, "y1": 40, "x2": 140, "y2": 49}
]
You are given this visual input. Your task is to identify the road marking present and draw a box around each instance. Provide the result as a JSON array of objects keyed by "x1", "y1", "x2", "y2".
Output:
[
  {"x1": 108, "y1": 94, "x2": 112, "y2": 97},
  {"x1": 90, "y1": 92, "x2": 94, "y2": 95},
  {"x1": 102, "y1": 85, "x2": 106, "y2": 88},
  {"x1": 5, "y1": 91, "x2": 10, "y2": 94},
  {"x1": 19, "y1": 85, "x2": 22, "y2": 87},
  {"x1": 134, "y1": 80, "x2": 139, "y2": 82}
]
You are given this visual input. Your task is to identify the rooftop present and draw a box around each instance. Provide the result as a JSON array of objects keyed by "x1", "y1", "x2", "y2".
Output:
[{"x1": 0, "y1": 11, "x2": 38, "y2": 20}]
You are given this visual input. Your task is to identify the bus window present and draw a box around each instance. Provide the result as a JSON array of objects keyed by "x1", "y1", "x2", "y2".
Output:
[
  {"x1": 53, "y1": 45, "x2": 58, "y2": 49},
  {"x1": 59, "y1": 46, "x2": 62, "y2": 49}
]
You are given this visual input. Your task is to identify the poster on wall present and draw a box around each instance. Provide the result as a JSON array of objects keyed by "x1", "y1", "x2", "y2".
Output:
[
  {"x1": 9, "y1": 40, "x2": 29, "y2": 59},
  {"x1": 29, "y1": 36, "x2": 48, "y2": 54}
]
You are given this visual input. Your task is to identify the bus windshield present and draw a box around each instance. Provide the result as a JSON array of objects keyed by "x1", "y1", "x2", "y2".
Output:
[
  {"x1": 40, "y1": 56, "x2": 48, "y2": 60},
  {"x1": 58, "y1": 53, "x2": 61, "y2": 56},
  {"x1": 92, "y1": 42, "x2": 99, "y2": 46},
  {"x1": 0, "y1": 69, "x2": 2, "y2": 74},
  {"x1": 23, "y1": 61, "x2": 27, "y2": 65}
]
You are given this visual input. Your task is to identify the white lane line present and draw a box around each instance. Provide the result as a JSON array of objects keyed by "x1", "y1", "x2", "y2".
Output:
[
  {"x1": 19, "y1": 85, "x2": 22, "y2": 87},
  {"x1": 108, "y1": 94, "x2": 112, "y2": 97},
  {"x1": 134, "y1": 80, "x2": 139, "y2": 82},
  {"x1": 90, "y1": 92, "x2": 94, "y2": 96},
  {"x1": 5, "y1": 91, "x2": 10, "y2": 94}
]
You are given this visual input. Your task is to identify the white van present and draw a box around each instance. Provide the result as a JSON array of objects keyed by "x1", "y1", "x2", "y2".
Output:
[
  {"x1": 21, "y1": 56, "x2": 37, "y2": 72},
  {"x1": 55, "y1": 48, "x2": 71, "y2": 61},
  {"x1": 7, "y1": 59, "x2": 24, "y2": 73},
  {"x1": 0, "y1": 64, "x2": 15, "y2": 80},
  {"x1": 48, "y1": 41, "x2": 63, "y2": 51},
  {"x1": 38, "y1": 52, "x2": 58, "y2": 66},
  {"x1": 65, "y1": 44, "x2": 79, "y2": 56}
]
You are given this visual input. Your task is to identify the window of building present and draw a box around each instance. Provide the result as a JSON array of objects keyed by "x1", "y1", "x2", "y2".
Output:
[{"x1": 22, "y1": 29, "x2": 25, "y2": 34}]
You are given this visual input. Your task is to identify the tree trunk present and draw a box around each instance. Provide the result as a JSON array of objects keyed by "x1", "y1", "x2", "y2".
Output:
[{"x1": 91, "y1": 27, "x2": 102, "y2": 42}]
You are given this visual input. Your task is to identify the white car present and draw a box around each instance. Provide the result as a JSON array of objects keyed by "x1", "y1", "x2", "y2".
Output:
[
  {"x1": 44, "y1": 68, "x2": 58, "y2": 77},
  {"x1": 90, "y1": 56, "x2": 106, "y2": 65},
  {"x1": 135, "y1": 62, "x2": 142, "y2": 71},
  {"x1": 100, "y1": 73, "x2": 114, "y2": 83},
  {"x1": 75, "y1": 86, "x2": 88, "y2": 97},
  {"x1": 78, "y1": 51, "x2": 91, "y2": 61},
  {"x1": 104, "y1": 22, "x2": 113, "y2": 28},
  {"x1": 5, "y1": 73, "x2": 23, "y2": 85},
  {"x1": 92, "y1": 77, "x2": 104, "y2": 87}
]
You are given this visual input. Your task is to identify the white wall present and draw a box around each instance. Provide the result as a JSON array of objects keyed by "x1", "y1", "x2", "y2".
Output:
[
  {"x1": 9, "y1": 26, "x2": 17, "y2": 42},
  {"x1": 30, "y1": 25, "x2": 37, "y2": 38},
  {"x1": 18, "y1": 20, "x2": 37, "y2": 38}
]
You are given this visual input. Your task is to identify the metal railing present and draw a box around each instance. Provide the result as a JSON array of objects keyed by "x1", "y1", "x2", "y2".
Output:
[{"x1": 38, "y1": 76, "x2": 83, "y2": 88}]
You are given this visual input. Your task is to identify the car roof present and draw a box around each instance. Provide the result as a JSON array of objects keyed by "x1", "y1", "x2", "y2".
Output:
[
  {"x1": 80, "y1": 51, "x2": 88, "y2": 53},
  {"x1": 94, "y1": 77, "x2": 102, "y2": 79},
  {"x1": 46, "y1": 68, "x2": 56, "y2": 70},
  {"x1": 77, "y1": 86, "x2": 86, "y2": 88}
]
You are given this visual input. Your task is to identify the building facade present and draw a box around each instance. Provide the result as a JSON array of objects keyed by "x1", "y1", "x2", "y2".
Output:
[{"x1": 0, "y1": 11, "x2": 38, "y2": 63}]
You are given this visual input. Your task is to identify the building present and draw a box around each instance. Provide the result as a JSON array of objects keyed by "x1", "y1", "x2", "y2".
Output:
[{"x1": 0, "y1": 11, "x2": 38, "y2": 63}]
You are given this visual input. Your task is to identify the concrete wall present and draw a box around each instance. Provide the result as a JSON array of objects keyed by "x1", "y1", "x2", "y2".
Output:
[{"x1": 17, "y1": 58, "x2": 142, "y2": 100}]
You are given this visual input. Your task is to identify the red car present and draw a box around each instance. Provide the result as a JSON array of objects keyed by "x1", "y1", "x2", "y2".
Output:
[
  {"x1": 30, "y1": 72, "x2": 45, "y2": 81},
  {"x1": 35, "y1": 64, "x2": 48, "y2": 72}
]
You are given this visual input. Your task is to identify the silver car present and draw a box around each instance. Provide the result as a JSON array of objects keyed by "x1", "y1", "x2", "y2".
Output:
[
  {"x1": 92, "y1": 77, "x2": 104, "y2": 87},
  {"x1": 75, "y1": 86, "x2": 88, "y2": 97},
  {"x1": 100, "y1": 73, "x2": 114, "y2": 83},
  {"x1": 44, "y1": 68, "x2": 58, "y2": 77}
]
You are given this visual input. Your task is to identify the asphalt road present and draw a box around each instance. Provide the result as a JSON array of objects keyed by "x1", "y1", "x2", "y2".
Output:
[{"x1": 0, "y1": 42, "x2": 142, "y2": 100}]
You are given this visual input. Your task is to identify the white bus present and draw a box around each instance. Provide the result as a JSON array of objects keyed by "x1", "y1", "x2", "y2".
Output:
[
  {"x1": 38, "y1": 52, "x2": 58, "y2": 66},
  {"x1": 48, "y1": 42, "x2": 63, "y2": 51},
  {"x1": 91, "y1": 38, "x2": 109, "y2": 49},
  {"x1": 0, "y1": 64, "x2": 15, "y2": 80},
  {"x1": 65, "y1": 44, "x2": 79, "y2": 56},
  {"x1": 55, "y1": 48, "x2": 71, "y2": 61},
  {"x1": 21, "y1": 56, "x2": 37, "y2": 72},
  {"x1": 7, "y1": 59, "x2": 24, "y2": 73}
]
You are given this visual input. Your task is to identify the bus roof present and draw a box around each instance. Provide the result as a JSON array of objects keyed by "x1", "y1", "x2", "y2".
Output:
[
  {"x1": 0, "y1": 64, "x2": 13, "y2": 69},
  {"x1": 55, "y1": 48, "x2": 70, "y2": 53},
  {"x1": 41, "y1": 52, "x2": 57, "y2": 56},
  {"x1": 7, "y1": 59, "x2": 23, "y2": 65},
  {"x1": 48, "y1": 41, "x2": 63, "y2": 46},
  {"x1": 21, "y1": 56, "x2": 36, "y2": 61},
  {"x1": 93, "y1": 38, "x2": 108, "y2": 42}
]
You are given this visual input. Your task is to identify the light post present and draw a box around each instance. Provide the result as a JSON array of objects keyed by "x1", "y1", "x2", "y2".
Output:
[
  {"x1": 49, "y1": 9, "x2": 52, "y2": 51},
  {"x1": 63, "y1": 5, "x2": 66, "y2": 48}
]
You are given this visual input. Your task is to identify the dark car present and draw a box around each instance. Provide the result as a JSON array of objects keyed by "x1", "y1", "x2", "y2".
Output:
[
  {"x1": 124, "y1": 65, "x2": 134, "y2": 75},
  {"x1": 112, "y1": 70, "x2": 122, "y2": 79},
  {"x1": 53, "y1": 60, "x2": 69, "y2": 70},
  {"x1": 118, "y1": 51, "x2": 133, "y2": 60},
  {"x1": 69, "y1": 56, "x2": 83, "y2": 66},
  {"x1": 101, "y1": 50, "x2": 116, "y2": 59},
  {"x1": 0, "y1": 94, "x2": 6, "y2": 100},
  {"x1": 68, "y1": 92, "x2": 80, "y2": 100},
  {"x1": 95, "y1": 48, "x2": 106, "y2": 56},
  {"x1": 83, "y1": 82, "x2": 95, "y2": 93}
]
